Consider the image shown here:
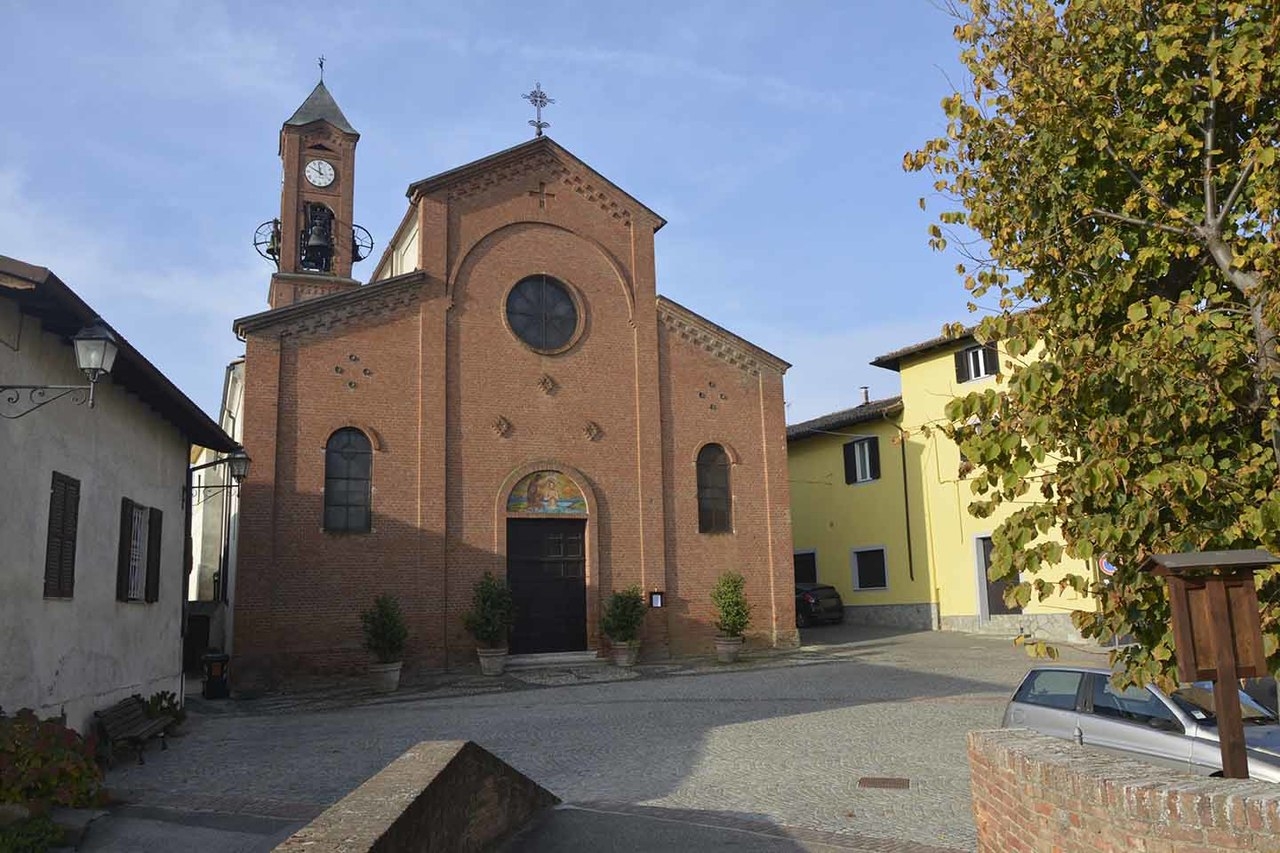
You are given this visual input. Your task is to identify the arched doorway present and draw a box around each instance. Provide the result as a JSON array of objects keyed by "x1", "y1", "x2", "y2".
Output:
[{"x1": 505, "y1": 470, "x2": 589, "y2": 654}]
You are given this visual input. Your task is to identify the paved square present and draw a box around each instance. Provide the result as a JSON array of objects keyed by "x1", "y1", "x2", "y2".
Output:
[{"x1": 90, "y1": 628, "x2": 1106, "y2": 851}]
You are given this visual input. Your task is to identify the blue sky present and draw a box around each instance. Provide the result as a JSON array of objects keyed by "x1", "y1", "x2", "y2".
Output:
[{"x1": 2, "y1": 0, "x2": 976, "y2": 423}]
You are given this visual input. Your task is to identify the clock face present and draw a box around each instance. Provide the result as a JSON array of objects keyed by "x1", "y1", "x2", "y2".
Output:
[{"x1": 304, "y1": 159, "x2": 336, "y2": 188}]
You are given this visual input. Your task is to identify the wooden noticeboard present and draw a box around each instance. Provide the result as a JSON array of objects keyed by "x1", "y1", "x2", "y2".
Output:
[{"x1": 1166, "y1": 574, "x2": 1268, "y2": 683}]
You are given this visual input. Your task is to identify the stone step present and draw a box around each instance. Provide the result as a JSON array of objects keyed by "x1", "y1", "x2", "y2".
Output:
[{"x1": 504, "y1": 651, "x2": 603, "y2": 670}]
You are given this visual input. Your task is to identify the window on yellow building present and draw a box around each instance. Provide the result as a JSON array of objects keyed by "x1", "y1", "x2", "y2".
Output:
[
  {"x1": 842, "y1": 437, "x2": 880, "y2": 484},
  {"x1": 852, "y1": 548, "x2": 887, "y2": 590},
  {"x1": 955, "y1": 344, "x2": 998, "y2": 382}
]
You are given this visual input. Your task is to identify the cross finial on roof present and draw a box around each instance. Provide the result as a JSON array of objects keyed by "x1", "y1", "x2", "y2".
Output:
[
  {"x1": 522, "y1": 82, "x2": 554, "y2": 137},
  {"x1": 318, "y1": 55, "x2": 325, "y2": 81}
]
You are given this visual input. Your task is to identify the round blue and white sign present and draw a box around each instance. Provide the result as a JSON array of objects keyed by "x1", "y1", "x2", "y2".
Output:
[{"x1": 1098, "y1": 555, "x2": 1117, "y2": 576}]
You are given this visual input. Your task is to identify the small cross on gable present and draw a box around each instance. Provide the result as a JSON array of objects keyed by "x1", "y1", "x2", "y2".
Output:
[{"x1": 527, "y1": 182, "x2": 557, "y2": 209}]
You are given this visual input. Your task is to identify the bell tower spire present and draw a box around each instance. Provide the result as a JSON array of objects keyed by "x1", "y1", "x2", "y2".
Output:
[{"x1": 268, "y1": 74, "x2": 362, "y2": 309}]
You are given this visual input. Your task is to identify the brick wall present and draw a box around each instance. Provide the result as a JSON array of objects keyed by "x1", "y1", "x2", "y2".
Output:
[
  {"x1": 657, "y1": 311, "x2": 797, "y2": 655},
  {"x1": 969, "y1": 729, "x2": 1280, "y2": 852}
]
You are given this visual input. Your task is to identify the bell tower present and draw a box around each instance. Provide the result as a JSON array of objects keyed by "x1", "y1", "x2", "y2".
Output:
[{"x1": 267, "y1": 79, "x2": 362, "y2": 309}]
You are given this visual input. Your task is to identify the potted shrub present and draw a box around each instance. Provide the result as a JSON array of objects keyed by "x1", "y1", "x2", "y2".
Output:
[
  {"x1": 711, "y1": 571, "x2": 752, "y2": 663},
  {"x1": 464, "y1": 571, "x2": 514, "y2": 675},
  {"x1": 600, "y1": 585, "x2": 646, "y2": 667},
  {"x1": 361, "y1": 593, "x2": 408, "y2": 693}
]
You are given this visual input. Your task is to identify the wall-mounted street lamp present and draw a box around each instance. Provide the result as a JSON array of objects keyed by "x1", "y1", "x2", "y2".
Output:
[
  {"x1": 190, "y1": 449, "x2": 252, "y2": 488},
  {"x1": 187, "y1": 448, "x2": 251, "y2": 605},
  {"x1": 1, "y1": 319, "x2": 119, "y2": 419}
]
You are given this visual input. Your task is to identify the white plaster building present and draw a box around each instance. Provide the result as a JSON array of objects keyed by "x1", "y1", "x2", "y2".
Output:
[
  {"x1": 0, "y1": 255, "x2": 236, "y2": 734},
  {"x1": 188, "y1": 358, "x2": 244, "y2": 663}
]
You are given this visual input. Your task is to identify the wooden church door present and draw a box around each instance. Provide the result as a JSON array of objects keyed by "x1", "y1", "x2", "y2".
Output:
[{"x1": 506, "y1": 518, "x2": 588, "y2": 654}]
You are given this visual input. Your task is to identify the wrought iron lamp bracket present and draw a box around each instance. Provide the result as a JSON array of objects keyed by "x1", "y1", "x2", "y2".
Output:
[{"x1": 0, "y1": 384, "x2": 93, "y2": 420}]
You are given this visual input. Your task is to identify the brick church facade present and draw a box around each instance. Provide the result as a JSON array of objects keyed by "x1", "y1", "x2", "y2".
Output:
[{"x1": 230, "y1": 82, "x2": 796, "y2": 684}]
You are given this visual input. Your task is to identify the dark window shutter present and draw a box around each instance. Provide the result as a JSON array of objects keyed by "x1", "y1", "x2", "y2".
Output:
[
  {"x1": 117, "y1": 497, "x2": 133, "y2": 601},
  {"x1": 44, "y1": 474, "x2": 69, "y2": 597},
  {"x1": 982, "y1": 345, "x2": 999, "y2": 376},
  {"x1": 954, "y1": 349, "x2": 969, "y2": 383},
  {"x1": 145, "y1": 507, "x2": 163, "y2": 603},
  {"x1": 59, "y1": 476, "x2": 79, "y2": 597},
  {"x1": 842, "y1": 441, "x2": 858, "y2": 484},
  {"x1": 866, "y1": 437, "x2": 881, "y2": 481}
]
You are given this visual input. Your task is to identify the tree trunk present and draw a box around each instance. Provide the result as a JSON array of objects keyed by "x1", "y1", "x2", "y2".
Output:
[
  {"x1": 1247, "y1": 294, "x2": 1280, "y2": 469},
  {"x1": 1200, "y1": 227, "x2": 1280, "y2": 470}
]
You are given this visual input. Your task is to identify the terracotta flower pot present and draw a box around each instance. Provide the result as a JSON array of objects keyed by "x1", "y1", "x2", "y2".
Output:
[
  {"x1": 714, "y1": 636, "x2": 744, "y2": 664},
  {"x1": 477, "y1": 647, "x2": 508, "y2": 676},
  {"x1": 368, "y1": 661, "x2": 402, "y2": 693},
  {"x1": 610, "y1": 640, "x2": 640, "y2": 667}
]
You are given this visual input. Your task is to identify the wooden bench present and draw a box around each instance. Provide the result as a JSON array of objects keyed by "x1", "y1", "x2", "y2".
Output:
[{"x1": 94, "y1": 695, "x2": 173, "y2": 766}]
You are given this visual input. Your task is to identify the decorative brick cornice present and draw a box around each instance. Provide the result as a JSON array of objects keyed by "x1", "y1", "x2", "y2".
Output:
[
  {"x1": 657, "y1": 296, "x2": 790, "y2": 377},
  {"x1": 235, "y1": 272, "x2": 424, "y2": 340},
  {"x1": 447, "y1": 152, "x2": 561, "y2": 201},
  {"x1": 443, "y1": 151, "x2": 635, "y2": 230},
  {"x1": 406, "y1": 137, "x2": 664, "y2": 233},
  {"x1": 560, "y1": 171, "x2": 633, "y2": 229}
]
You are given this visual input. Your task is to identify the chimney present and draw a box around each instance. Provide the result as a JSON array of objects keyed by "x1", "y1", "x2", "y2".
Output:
[{"x1": 860, "y1": 386, "x2": 870, "y2": 405}]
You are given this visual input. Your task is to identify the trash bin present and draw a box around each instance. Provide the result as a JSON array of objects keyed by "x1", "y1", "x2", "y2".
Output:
[{"x1": 201, "y1": 651, "x2": 230, "y2": 699}]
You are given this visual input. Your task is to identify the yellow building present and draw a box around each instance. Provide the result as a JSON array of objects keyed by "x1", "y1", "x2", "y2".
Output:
[{"x1": 787, "y1": 331, "x2": 1094, "y2": 640}]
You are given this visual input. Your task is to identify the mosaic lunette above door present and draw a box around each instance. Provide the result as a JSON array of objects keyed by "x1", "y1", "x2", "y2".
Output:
[{"x1": 507, "y1": 471, "x2": 587, "y2": 514}]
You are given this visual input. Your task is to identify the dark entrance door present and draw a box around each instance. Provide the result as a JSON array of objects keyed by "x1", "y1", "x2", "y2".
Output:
[
  {"x1": 793, "y1": 552, "x2": 817, "y2": 584},
  {"x1": 506, "y1": 518, "x2": 587, "y2": 654},
  {"x1": 979, "y1": 535, "x2": 1021, "y2": 616}
]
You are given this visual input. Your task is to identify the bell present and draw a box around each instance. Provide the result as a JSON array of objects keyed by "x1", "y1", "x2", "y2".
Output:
[{"x1": 306, "y1": 226, "x2": 329, "y2": 248}]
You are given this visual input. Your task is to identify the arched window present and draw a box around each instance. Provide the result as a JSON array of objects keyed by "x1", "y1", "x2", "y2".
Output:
[
  {"x1": 324, "y1": 428, "x2": 372, "y2": 533},
  {"x1": 696, "y1": 444, "x2": 732, "y2": 533}
]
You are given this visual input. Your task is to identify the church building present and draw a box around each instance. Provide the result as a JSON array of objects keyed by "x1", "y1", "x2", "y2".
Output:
[{"x1": 230, "y1": 81, "x2": 796, "y2": 684}]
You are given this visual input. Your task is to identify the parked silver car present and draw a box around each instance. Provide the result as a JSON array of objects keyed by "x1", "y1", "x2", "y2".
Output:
[{"x1": 1002, "y1": 666, "x2": 1280, "y2": 782}]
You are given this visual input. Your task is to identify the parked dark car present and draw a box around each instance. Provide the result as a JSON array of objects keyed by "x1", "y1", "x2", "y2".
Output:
[
  {"x1": 795, "y1": 583, "x2": 844, "y2": 627},
  {"x1": 1002, "y1": 665, "x2": 1280, "y2": 781}
]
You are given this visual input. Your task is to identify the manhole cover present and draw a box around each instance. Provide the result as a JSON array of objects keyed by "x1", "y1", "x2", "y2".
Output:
[{"x1": 857, "y1": 777, "x2": 910, "y2": 789}]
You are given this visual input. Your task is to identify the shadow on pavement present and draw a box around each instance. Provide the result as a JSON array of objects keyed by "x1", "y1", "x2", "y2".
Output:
[
  {"x1": 503, "y1": 802, "x2": 966, "y2": 852},
  {"x1": 796, "y1": 623, "x2": 928, "y2": 649}
]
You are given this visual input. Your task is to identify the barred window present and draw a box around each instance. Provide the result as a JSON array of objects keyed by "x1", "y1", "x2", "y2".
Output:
[
  {"x1": 116, "y1": 498, "x2": 162, "y2": 603},
  {"x1": 324, "y1": 428, "x2": 372, "y2": 533}
]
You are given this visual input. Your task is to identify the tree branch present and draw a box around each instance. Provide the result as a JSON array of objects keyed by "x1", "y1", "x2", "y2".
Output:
[
  {"x1": 1197, "y1": 226, "x2": 1261, "y2": 295},
  {"x1": 1103, "y1": 143, "x2": 1181, "y2": 220},
  {"x1": 1215, "y1": 155, "x2": 1256, "y2": 230},
  {"x1": 1203, "y1": 35, "x2": 1218, "y2": 230},
  {"x1": 1088, "y1": 208, "x2": 1197, "y2": 238}
]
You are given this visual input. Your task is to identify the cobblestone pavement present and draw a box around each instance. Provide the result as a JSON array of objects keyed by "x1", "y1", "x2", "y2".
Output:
[{"x1": 97, "y1": 627, "x2": 1108, "y2": 852}]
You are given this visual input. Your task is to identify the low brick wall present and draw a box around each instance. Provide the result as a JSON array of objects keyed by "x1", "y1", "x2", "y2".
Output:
[
  {"x1": 969, "y1": 729, "x2": 1280, "y2": 852},
  {"x1": 274, "y1": 740, "x2": 559, "y2": 852}
]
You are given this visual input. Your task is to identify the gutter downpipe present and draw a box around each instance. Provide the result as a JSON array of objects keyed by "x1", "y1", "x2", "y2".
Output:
[
  {"x1": 884, "y1": 411, "x2": 939, "y2": 630},
  {"x1": 882, "y1": 413, "x2": 915, "y2": 583}
]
